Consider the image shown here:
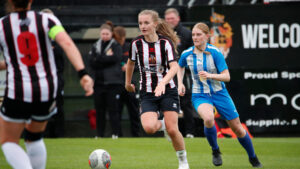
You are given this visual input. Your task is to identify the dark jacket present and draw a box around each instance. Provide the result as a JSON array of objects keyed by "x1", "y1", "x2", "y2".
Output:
[
  {"x1": 175, "y1": 23, "x2": 193, "y2": 92},
  {"x1": 89, "y1": 38, "x2": 123, "y2": 85},
  {"x1": 174, "y1": 23, "x2": 193, "y2": 56},
  {"x1": 120, "y1": 41, "x2": 138, "y2": 85}
]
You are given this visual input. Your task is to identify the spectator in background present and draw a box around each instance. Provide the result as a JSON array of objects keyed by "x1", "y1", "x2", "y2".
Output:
[
  {"x1": 0, "y1": 0, "x2": 93, "y2": 169},
  {"x1": 177, "y1": 22, "x2": 262, "y2": 168},
  {"x1": 113, "y1": 26, "x2": 140, "y2": 137},
  {"x1": 89, "y1": 21, "x2": 123, "y2": 139},
  {"x1": 164, "y1": 8, "x2": 196, "y2": 138},
  {"x1": 41, "y1": 8, "x2": 65, "y2": 138},
  {"x1": 125, "y1": 9, "x2": 190, "y2": 169}
]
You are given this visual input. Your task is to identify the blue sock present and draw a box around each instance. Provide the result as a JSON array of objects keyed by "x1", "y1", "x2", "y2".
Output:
[
  {"x1": 204, "y1": 126, "x2": 219, "y2": 150},
  {"x1": 238, "y1": 132, "x2": 256, "y2": 158}
]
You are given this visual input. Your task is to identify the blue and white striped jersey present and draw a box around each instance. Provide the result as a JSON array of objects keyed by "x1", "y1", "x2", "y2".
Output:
[{"x1": 178, "y1": 43, "x2": 228, "y2": 94}]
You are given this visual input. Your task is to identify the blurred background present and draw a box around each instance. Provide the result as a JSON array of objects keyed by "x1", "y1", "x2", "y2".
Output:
[{"x1": 0, "y1": 0, "x2": 299, "y2": 138}]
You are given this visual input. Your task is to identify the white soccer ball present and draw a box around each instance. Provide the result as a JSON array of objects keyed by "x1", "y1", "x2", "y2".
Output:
[{"x1": 89, "y1": 149, "x2": 112, "y2": 169}]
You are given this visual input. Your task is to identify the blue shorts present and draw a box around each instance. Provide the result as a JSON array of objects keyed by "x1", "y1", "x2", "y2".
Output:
[{"x1": 191, "y1": 89, "x2": 239, "y2": 120}]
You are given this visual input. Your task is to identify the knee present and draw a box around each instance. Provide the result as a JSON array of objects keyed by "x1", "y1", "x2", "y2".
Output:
[
  {"x1": 166, "y1": 127, "x2": 178, "y2": 137},
  {"x1": 142, "y1": 124, "x2": 157, "y2": 134},
  {"x1": 203, "y1": 118, "x2": 215, "y2": 128},
  {"x1": 232, "y1": 126, "x2": 246, "y2": 137},
  {"x1": 24, "y1": 129, "x2": 44, "y2": 142}
]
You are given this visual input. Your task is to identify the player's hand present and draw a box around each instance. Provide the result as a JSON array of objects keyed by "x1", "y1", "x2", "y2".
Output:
[
  {"x1": 80, "y1": 75, "x2": 94, "y2": 96},
  {"x1": 125, "y1": 83, "x2": 135, "y2": 92},
  {"x1": 154, "y1": 82, "x2": 165, "y2": 97},
  {"x1": 178, "y1": 83, "x2": 186, "y2": 96},
  {"x1": 121, "y1": 64, "x2": 127, "y2": 72},
  {"x1": 106, "y1": 48, "x2": 113, "y2": 56},
  {"x1": 198, "y1": 71, "x2": 211, "y2": 81}
]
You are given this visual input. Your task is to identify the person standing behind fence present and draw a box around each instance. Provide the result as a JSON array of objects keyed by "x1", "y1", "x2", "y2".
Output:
[
  {"x1": 41, "y1": 8, "x2": 65, "y2": 138},
  {"x1": 125, "y1": 9, "x2": 190, "y2": 169},
  {"x1": 164, "y1": 8, "x2": 196, "y2": 138},
  {"x1": 89, "y1": 21, "x2": 123, "y2": 139},
  {"x1": 177, "y1": 22, "x2": 262, "y2": 168},
  {"x1": 0, "y1": 0, "x2": 93, "y2": 169},
  {"x1": 113, "y1": 26, "x2": 140, "y2": 137}
]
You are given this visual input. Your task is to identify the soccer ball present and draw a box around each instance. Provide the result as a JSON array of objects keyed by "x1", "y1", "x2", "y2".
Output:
[{"x1": 89, "y1": 149, "x2": 112, "y2": 169}]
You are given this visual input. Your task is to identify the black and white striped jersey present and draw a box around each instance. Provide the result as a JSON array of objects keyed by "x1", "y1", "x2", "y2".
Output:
[
  {"x1": 0, "y1": 10, "x2": 63, "y2": 102},
  {"x1": 129, "y1": 35, "x2": 177, "y2": 93}
]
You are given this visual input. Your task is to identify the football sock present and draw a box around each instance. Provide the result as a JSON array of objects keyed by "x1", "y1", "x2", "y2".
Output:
[
  {"x1": 25, "y1": 139, "x2": 47, "y2": 169},
  {"x1": 238, "y1": 132, "x2": 256, "y2": 158},
  {"x1": 158, "y1": 119, "x2": 166, "y2": 131},
  {"x1": 176, "y1": 150, "x2": 188, "y2": 164},
  {"x1": 1, "y1": 142, "x2": 33, "y2": 169},
  {"x1": 204, "y1": 126, "x2": 219, "y2": 150}
]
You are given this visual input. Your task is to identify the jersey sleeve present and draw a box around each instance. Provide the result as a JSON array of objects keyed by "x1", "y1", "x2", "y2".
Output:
[
  {"x1": 45, "y1": 14, "x2": 65, "y2": 40},
  {"x1": 165, "y1": 39, "x2": 177, "y2": 62},
  {"x1": 129, "y1": 40, "x2": 137, "y2": 62},
  {"x1": 213, "y1": 50, "x2": 228, "y2": 73},
  {"x1": 178, "y1": 52, "x2": 188, "y2": 68}
]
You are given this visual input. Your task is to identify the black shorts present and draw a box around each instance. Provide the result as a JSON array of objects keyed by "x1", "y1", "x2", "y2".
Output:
[
  {"x1": 0, "y1": 97, "x2": 57, "y2": 123},
  {"x1": 140, "y1": 88, "x2": 180, "y2": 114}
]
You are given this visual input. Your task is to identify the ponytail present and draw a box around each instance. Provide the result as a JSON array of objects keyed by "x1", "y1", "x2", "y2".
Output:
[{"x1": 156, "y1": 19, "x2": 179, "y2": 50}]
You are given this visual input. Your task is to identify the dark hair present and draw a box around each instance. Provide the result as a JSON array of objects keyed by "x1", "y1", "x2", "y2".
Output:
[
  {"x1": 11, "y1": 0, "x2": 30, "y2": 8},
  {"x1": 100, "y1": 20, "x2": 114, "y2": 33},
  {"x1": 113, "y1": 26, "x2": 126, "y2": 45}
]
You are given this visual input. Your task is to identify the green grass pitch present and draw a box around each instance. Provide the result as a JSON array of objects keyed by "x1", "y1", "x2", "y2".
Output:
[{"x1": 0, "y1": 137, "x2": 300, "y2": 169}]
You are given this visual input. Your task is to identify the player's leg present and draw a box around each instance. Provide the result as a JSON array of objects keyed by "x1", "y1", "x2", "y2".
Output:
[
  {"x1": 140, "y1": 92, "x2": 161, "y2": 134},
  {"x1": 25, "y1": 99, "x2": 58, "y2": 169},
  {"x1": 197, "y1": 103, "x2": 222, "y2": 166},
  {"x1": 25, "y1": 120, "x2": 48, "y2": 169},
  {"x1": 0, "y1": 98, "x2": 33, "y2": 169},
  {"x1": 227, "y1": 118, "x2": 262, "y2": 168},
  {"x1": 140, "y1": 112, "x2": 161, "y2": 134},
  {"x1": 0, "y1": 117, "x2": 33, "y2": 169},
  {"x1": 214, "y1": 89, "x2": 262, "y2": 168},
  {"x1": 163, "y1": 110, "x2": 189, "y2": 169},
  {"x1": 161, "y1": 88, "x2": 189, "y2": 169},
  {"x1": 164, "y1": 111, "x2": 184, "y2": 150}
]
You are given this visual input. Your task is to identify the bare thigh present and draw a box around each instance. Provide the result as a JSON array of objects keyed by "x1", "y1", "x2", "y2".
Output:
[
  {"x1": 0, "y1": 117, "x2": 25, "y2": 144},
  {"x1": 25, "y1": 120, "x2": 48, "y2": 133},
  {"x1": 163, "y1": 111, "x2": 179, "y2": 130},
  {"x1": 197, "y1": 103, "x2": 215, "y2": 127}
]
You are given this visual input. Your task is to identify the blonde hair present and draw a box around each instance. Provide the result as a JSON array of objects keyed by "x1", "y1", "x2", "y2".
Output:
[
  {"x1": 193, "y1": 22, "x2": 210, "y2": 36},
  {"x1": 164, "y1": 8, "x2": 179, "y2": 16},
  {"x1": 138, "y1": 9, "x2": 179, "y2": 52},
  {"x1": 193, "y1": 22, "x2": 211, "y2": 55}
]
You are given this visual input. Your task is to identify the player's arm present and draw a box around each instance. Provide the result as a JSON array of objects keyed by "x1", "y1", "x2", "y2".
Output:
[
  {"x1": 125, "y1": 59, "x2": 135, "y2": 92},
  {"x1": 199, "y1": 49, "x2": 230, "y2": 82},
  {"x1": 55, "y1": 31, "x2": 94, "y2": 96},
  {"x1": 0, "y1": 61, "x2": 6, "y2": 70},
  {"x1": 154, "y1": 61, "x2": 178, "y2": 97},
  {"x1": 177, "y1": 66, "x2": 186, "y2": 96},
  {"x1": 198, "y1": 69, "x2": 230, "y2": 82}
]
